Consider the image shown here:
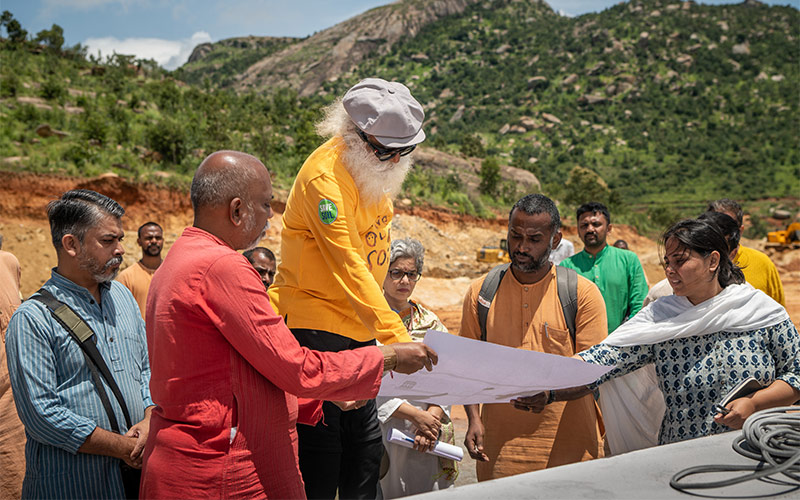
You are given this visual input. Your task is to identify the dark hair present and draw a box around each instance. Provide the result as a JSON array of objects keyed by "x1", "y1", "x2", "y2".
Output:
[
  {"x1": 509, "y1": 194, "x2": 561, "y2": 232},
  {"x1": 613, "y1": 239, "x2": 628, "y2": 249},
  {"x1": 243, "y1": 246, "x2": 275, "y2": 263},
  {"x1": 661, "y1": 218, "x2": 744, "y2": 288},
  {"x1": 47, "y1": 190, "x2": 124, "y2": 250},
  {"x1": 137, "y1": 221, "x2": 163, "y2": 238},
  {"x1": 576, "y1": 201, "x2": 610, "y2": 224},
  {"x1": 698, "y1": 211, "x2": 740, "y2": 254},
  {"x1": 707, "y1": 198, "x2": 743, "y2": 227}
]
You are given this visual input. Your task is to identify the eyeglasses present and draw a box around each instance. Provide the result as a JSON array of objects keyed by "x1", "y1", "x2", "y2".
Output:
[
  {"x1": 357, "y1": 129, "x2": 416, "y2": 161},
  {"x1": 388, "y1": 269, "x2": 421, "y2": 282}
]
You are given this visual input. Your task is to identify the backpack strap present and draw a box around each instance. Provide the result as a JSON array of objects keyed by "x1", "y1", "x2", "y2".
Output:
[
  {"x1": 477, "y1": 264, "x2": 579, "y2": 349},
  {"x1": 30, "y1": 288, "x2": 133, "y2": 430},
  {"x1": 477, "y1": 263, "x2": 510, "y2": 342},
  {"x1": 556, "y1": 266, "x2": 579, "y2": 349}
]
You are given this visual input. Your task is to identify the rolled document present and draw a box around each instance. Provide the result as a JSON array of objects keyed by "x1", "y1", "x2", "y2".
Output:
[{"x1": 386, "y1": 428, "x2": 464, "y2": 462}]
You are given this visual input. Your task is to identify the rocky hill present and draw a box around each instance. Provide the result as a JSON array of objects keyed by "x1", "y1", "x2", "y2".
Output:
[
  {"x1": 181, "y1": 0, "x2": 492, "y2": 96},
  {"x1": 179, "y1": 35, "x2": 299, "y2": 88}
]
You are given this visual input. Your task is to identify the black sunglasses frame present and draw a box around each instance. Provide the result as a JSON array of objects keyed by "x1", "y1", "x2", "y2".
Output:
[{"x1": 357, "y1": 129, "x2": 416, "y2": 161}]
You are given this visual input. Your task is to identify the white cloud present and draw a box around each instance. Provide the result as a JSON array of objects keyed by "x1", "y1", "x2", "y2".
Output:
[{"x1": 83, "y1": 31, "x2": 212, "y2": 70}]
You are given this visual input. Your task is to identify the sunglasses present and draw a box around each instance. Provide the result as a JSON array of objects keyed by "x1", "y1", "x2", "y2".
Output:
[
  {"x1": 357, "y1": 129, "x2": 416, "y2": 161},
  {"x1": 387, "y1": 269, "x2": 421, "y2": 282}
]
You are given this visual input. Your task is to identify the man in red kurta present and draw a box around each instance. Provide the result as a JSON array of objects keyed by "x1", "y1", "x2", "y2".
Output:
[{"x1": 140, "y1": 151, "x2": 436, "y2": 499}]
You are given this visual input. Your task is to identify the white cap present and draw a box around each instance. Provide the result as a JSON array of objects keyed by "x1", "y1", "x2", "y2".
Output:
[{"x1": 343, "y1": 78, "x2": 426, "y2": 148}]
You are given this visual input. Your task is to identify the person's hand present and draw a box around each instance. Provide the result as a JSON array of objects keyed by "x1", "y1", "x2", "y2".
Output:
[
  {"x1": 389, "y1": 343, "x2": 438, "y2": 374},
  {"x1": 511, "y1": 392, "x2": 549, "y2": 413},
  {"x1": 414, "y1": 429, "x2": 436, "y2": 453},
  {"x1": 331, "y1": 400, "x2": 368, "y2": 411},
  {"x1": 714, "y1": 397, "x2": 757, "y2": 430},
  {"x1": 464, "y1": 418, "x2": 489, "y2": 462},
  {"x1": 410, "y1": 407, "x2": 441, "y2": 442},
  {"x1": 117, "y1": 435, "x2": 143, "y2": 469},
  {"x1": 124, "y1": 411, "x2": 151, "y2": 464}
]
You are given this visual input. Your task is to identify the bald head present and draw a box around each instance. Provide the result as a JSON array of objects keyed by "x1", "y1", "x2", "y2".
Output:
[
  {"x1": 191, "y1": 150, "x2": 274, "y2": 251},
  {"x1": 191, "y1": 151, "x2": 267, "y2": 210}
]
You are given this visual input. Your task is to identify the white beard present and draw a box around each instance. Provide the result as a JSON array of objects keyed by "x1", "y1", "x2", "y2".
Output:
[{"x1": 342, "y1": 134, "x2": 412, "y2": 206}]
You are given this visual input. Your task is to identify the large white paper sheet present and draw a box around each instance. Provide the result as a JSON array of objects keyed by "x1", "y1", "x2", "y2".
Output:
[{"x1": 378, "y1": 330, "x2": 613, "y2": 405}]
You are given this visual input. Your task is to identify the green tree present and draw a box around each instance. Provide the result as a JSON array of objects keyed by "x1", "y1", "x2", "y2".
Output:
[
  {"x1": 1, "y1": 11, "x2": 27, "y2": 44},
  {"x1": 479, "y1": 156, "x2": 500, "y2": 195},
  {"x1": 563, "y1": 166, "x2": 613, "y2": 209},
  {"x1": 35, "y1": 24, "x2": 64, "y2": 52}
]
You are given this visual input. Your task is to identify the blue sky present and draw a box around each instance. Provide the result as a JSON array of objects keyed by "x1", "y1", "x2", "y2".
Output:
[{"x1": 3, "y1": 0, "x2": 797, "y2": 69}]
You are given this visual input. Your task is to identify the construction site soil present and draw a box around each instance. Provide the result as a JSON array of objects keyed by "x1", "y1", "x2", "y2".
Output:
[{"x1": 2, "y1": 171, "x2": 799, "y2": 331}]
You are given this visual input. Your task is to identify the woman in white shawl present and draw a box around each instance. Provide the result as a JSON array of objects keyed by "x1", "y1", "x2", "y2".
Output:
[
  {"x1": 512, "y1": 218, "x2": 799, "y2": 455},
  {"x1": 377, "y1": 238, "x2": 457, "y2": 498}
]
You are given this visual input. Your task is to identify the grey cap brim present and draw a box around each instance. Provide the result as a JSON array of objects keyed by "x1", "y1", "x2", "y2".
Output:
[{"x1": 373, "y1": 128, "x2": 426, "y2": 149}]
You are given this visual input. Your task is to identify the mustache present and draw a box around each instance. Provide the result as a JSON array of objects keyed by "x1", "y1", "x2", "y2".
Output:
[
  {"x1": 104, "y1": 256, "x2": 123, "y2": 270},
  {"x1": 513, "y1": 251, "x2": 534, "y2": 259}
]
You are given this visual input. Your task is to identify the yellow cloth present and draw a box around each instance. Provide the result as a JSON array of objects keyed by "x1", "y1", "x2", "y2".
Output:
[
  {"x1": 736, "y1": 245, "x2": 785, "y2": 306},
  {"x1": 460, "y1": 266, "x2": 607, "y2": 480},
  {"x1": 269, "y1": 137, "x2": 411, "y2": 344},
  {"x1": 0, "y1": 250, "x2": 24, "y2": 499},
  {"x1": 117, "y1": 261, "x2": 155, "y2": 320}
]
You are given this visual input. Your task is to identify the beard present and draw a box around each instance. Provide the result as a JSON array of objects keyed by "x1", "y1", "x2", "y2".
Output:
[
  {"x1": 511, "y1": 240, "x2": 553, "y2": 274},
  {"x1": 144, "y1": 244, "x2": 162, "y2": 257},
  {"x1": 78, "y1": 248, "x2": 123, "y2": 283},
  {"x1": 242, "y1": 208, "x2": 269, "y2": 251},
  {"x1": 342, "y1": 132, "x2": 412, "y2": 206}
]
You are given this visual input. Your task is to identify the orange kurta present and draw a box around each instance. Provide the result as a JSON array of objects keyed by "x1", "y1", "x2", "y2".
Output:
[
  {"x1": 116, "y1": 260, "x2": 155, "y2": 320},
  {"x1": 0, "y1": 250, "x2": 24, "y2": 499},
  {"x1": 460, "y1": 265, "x2": 607, "y2": 480}
]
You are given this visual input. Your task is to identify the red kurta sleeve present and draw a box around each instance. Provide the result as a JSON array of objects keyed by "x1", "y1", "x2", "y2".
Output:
[{"x1": 201, "y1": 253, "x2": 384, "y2": 402}]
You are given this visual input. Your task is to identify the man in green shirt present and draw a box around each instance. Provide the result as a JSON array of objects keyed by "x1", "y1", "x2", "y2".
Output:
[{"x1": 560, "y1": 202, "x2": 648, "y2": 334}]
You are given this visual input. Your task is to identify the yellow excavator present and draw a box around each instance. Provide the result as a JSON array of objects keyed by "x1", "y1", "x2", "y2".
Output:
[
  {"x1": 477, "y1": 239, "x2": 511, "y2": 263},
  {"x1": 766, "y1": 221, "x2": 800, "y2": 249}
]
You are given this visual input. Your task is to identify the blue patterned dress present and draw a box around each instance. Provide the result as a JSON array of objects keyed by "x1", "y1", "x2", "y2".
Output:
[{"x1": 579, "y1": 318, "x2": 800, "y2": 444}]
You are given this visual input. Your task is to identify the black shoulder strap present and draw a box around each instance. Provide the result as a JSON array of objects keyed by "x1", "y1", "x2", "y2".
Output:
[
  {"x1": 31, "y1": 289, "x2": 133, "y2": 431},
  {"x1": 477, "y1": 263, "x2": 510, "y2": 342},
  {"x1": 556, "y1": 266, "x2": 579, "y2": 349}
]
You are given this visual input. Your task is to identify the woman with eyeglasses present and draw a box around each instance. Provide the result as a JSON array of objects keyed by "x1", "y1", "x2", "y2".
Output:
[{"x1": 377, "y1": 238, "x2": 457, "y2": 498}]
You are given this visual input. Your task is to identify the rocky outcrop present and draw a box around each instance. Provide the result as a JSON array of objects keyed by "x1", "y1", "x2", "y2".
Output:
[{"x1": 232, "y1": 0, "x2": 487, "y2": 96}]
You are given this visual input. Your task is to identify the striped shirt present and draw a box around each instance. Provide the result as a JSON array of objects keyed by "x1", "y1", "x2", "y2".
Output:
[{"x1": 6, "y1": 269, "x2": 153, "y2": 499}]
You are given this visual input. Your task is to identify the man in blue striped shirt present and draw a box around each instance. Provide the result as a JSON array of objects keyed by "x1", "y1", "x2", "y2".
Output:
[{"x1": 6, "y1": 190, "x2": 153, "y2": 499}]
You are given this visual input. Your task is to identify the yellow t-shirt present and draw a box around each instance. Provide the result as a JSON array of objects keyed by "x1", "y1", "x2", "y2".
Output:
[
  {"x1": 736, "y1": 245, "x2": 785, "y2": 306},
  {"x1": 269, "y1": 137, "x2": 411, "y2": 344},
  {"x1": 460, "y1": 265, "x2": 608, "y2": 480}
]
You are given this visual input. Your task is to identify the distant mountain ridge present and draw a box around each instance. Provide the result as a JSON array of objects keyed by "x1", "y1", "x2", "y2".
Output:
[{"x1": 181, "y1": 0, "x2": 498, "y2": 96}]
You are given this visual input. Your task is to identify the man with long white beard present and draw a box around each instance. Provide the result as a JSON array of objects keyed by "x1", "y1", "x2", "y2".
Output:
[{"x1": 269, "y1": 78, "x2": 426, "y2": 499}]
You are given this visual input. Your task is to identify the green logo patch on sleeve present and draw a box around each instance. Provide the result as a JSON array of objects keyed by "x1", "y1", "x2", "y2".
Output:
[{"x1": 318, "y1": 199, "x2": 338, "y2": 224}]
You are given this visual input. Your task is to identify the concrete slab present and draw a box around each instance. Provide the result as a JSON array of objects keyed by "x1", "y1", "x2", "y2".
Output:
[{"x1": 414, "y1": 431, "x2": 800, "y2": 499}]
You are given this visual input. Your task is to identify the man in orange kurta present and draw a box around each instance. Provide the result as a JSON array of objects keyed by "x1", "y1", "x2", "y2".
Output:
[
  {"x1": 461, "y1": 194, "x2": 607, "y2": 480},
  {"x1": 0, "y1": 236, "x2": 24, "y2": 499},
  {"x1": 117, "y1": 222, "x2": 163, "y2": 320}
]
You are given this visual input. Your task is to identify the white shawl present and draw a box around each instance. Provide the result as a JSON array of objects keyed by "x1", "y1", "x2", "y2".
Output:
[{"x1": 596, "y1": 283, "x2": 789, "y2": 455}]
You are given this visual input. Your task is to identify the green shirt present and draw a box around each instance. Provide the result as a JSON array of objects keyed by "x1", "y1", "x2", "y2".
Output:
[{"x1": 559, "y1": 245, "x2": 648, "y2": 334}]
